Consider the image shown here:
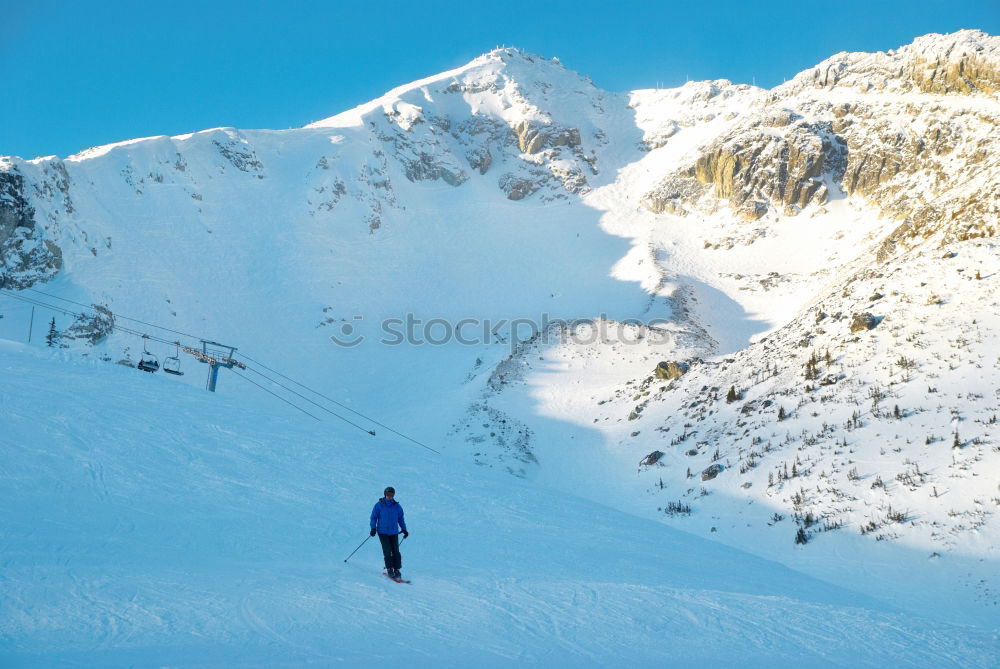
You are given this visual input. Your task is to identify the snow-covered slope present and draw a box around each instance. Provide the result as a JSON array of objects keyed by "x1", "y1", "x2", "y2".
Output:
[
  {"x1": 499, "y1": 239, "x2": 1000, "y2": 625},
  {"x1": 2, "y1": 342, "x2": 996, "y2": 667},
  {"x1": 1, "y1": 31, "x2": 999, "y2": 661}
]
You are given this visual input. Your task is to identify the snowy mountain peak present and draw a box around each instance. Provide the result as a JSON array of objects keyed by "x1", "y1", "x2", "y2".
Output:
[
  {"x1": 299, "y1": 45, "x2": 617, "y2": 211},
  {"x1": 474, "y1": 45, "x2": 567, "y2": 70},
  {"x1": 307, "y1": 45, "x2": 599, "y2": 133}
]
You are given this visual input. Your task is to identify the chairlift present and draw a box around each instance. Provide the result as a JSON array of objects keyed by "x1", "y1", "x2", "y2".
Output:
[
  {"x1": 163, "y1": 342, "x2": 184, "y2": 376},
  {"x1": 137, "y1": 335, "x2": 160, "y2": 373}
]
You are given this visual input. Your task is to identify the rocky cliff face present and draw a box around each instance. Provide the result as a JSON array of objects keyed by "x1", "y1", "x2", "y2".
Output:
[
  {"x1": 643, "y1": 115, "x2": 838, "y2": 220},
  {"x1": 784, "y1": 30, "x2": 1000, "y2": 95},
  {"x1": 0, "y1": 164, "x2": 62, "y2": 289},
  {"x1": 641, "y1": 30, "x2": 999, "y2": 261}
]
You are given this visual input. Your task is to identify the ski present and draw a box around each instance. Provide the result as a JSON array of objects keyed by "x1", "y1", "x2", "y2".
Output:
[{"x1": 385, "y1": 573, "x2": 411, "y2": 584}]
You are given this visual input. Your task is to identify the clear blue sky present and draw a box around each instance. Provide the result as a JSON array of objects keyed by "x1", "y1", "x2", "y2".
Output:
[{"x1": 2, "y1": 0, "x2": 997, "y2": 160}]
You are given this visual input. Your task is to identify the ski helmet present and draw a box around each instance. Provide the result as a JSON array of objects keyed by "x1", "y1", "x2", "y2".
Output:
[{"x1": 384, "y1": 486, "x2": 395, "y2": 496}]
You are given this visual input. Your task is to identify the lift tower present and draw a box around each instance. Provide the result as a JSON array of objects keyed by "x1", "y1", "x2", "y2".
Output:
[{"x1": 183, "y1": 340, "x2": 245, "y2": 392}]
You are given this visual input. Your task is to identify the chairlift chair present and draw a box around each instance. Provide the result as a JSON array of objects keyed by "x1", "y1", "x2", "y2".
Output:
[
  {"x1": 137, "y1": 335, "x2": 160, "y2": 373},
  {"x1": 138, "y1": 353, "x2": 159, "y2": 373},
  {"x1": 163, "y1": 342, "x2": 184, "y2": 376}
]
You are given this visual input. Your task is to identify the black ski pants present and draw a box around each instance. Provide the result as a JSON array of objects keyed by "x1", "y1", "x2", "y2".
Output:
[{"x1": 378, "y1": 533, "x2": 402, "y2": 571}]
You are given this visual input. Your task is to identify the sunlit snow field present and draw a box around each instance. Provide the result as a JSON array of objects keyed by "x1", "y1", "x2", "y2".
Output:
[{"x1": 2, "y1": 342, "x2": 997, "y2": 668}]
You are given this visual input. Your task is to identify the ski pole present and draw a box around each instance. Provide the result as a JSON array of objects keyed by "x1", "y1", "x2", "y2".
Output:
[{"x1": 344, "y1": 535, "x2": 373, "y2": 563}]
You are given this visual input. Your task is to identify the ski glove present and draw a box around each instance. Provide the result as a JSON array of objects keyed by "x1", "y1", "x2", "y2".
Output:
[
  {"x1": 402, "y1": 530, "x2": 409, "y2": 539},
  {"x1": 370, "y1": 528, "x2": 377, "y2": 537}
]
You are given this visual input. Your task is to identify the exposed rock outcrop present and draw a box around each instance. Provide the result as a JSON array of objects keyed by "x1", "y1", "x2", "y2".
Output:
[
  {"x1": 849, "y1": 312, "x2": 879, "y2": 333},
  {"x1": 511, "y1": 120, "x2": 581, "y2": 155},
  {"x1": 640, "y1": 450, "x2": 665, "y2": 467},
  {"x1": 213, "y1": 133, "x2": 265, "y2": 178},
  {"x1": 655, "y1": 361, "x2": 689, "y2": 381},
  {"x1": 62, "y1": 306, "x2": 115, "y2": 345},
  {"x1": 701, "y1": 463, "x2": 723, "y2": 481},
  {"x1": 0, "y1": 167, "x2": 62, "y2": 289},
  {"x1": 643, "y1": 120, "x2": 837, "y2": 219}
]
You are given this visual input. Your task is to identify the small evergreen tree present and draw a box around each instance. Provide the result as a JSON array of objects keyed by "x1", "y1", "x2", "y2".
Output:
[
  {"x1": 778, "y1": 406, "x2": 787, "y2": 421},
  {"x1": 46, "y1": 318, "x2": 58, "y2": 347},
  {"x1": 726, "y1": 385, "x2": 738, "y2": 403},
  {"x1": 795, "y1": 527, "x2": 809, "y2": 545}
]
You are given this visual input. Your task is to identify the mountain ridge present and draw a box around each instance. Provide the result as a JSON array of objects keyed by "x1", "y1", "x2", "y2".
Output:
[{"x1": 1, "y1": 30, "x2": 998, "y2": 629}]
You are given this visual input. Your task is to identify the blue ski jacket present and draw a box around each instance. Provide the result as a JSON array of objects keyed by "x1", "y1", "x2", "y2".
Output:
[{"x1": 370, "y1": 497, "x2": 407, "y2": 535}]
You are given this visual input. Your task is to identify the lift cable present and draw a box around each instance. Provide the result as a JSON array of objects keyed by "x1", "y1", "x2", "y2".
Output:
[
  {"x1": 237, "y1": 350, "x2": 442, "y2": 454},
  {"x1": 227, "y1": 367, "x2": 322, "y2": 421},
  {"x1": 239, "y1": 365, "x2": 377, "y2": 436},
  {"x1": 25, "y1": 287, "x2": 208, "y2": 342}
]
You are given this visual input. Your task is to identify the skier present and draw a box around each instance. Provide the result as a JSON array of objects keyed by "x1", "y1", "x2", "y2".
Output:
[{"x1": 370, "y1": 486, "x2": 408, "y2": 579}]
